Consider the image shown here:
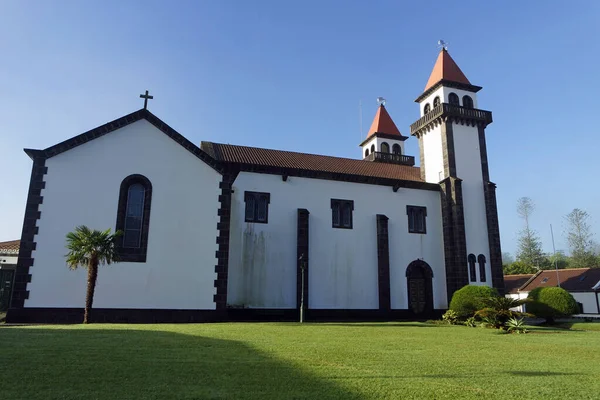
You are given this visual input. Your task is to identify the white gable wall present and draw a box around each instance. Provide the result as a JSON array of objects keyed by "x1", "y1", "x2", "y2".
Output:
[
  {"x1": 25, "y1": 119, "x2": 221, "y2": 309},
  {"x1": 227, "y1": 172, "x2": 447, "y2": 310}
]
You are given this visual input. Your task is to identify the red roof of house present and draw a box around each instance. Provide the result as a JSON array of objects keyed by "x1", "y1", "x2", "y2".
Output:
[
  {"x1": 0, "y1": 240, "x2": 20, "y2": 254},
  {"x1": 424, "y1": 49, "x2": 471, "y2": 92},
  {"x1": 503, "y1": 274, "x2": 534, "y2": 294},
  {"x1": 366, "y1": 105, "x2": 403, "y2": 139},
  {"x1": 519, "y1": 268, "x2": 600, "y2": 293},
  {"x1": 201, "y1": 142, "x2": 425, "y2": 183}
]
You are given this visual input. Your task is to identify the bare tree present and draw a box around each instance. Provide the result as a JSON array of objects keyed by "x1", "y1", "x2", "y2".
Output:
[
  {"x1": 515, "y1": 197, "x2": 545, "y2": 269},
  {"x1": 565, "y1": 209, "x2": 598, "y2": 268}
]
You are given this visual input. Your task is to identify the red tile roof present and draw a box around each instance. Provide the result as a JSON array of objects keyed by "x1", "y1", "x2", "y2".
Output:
[
  {"x1": 201, "y1": 142, "x2": 425, "y2": 183},
  {"x1": 366, "y1": 105, "x2": 403, "y2": 139},
  {"x1": 424, "y1": 49, "x2": 471, "y2": 91},
  {"x1": 0, "y1": 240, "x2": 20, "y2": 254},
  {"x1": 503, "y1": 274, "x2": 534, "y2": 294},
  {"x1": 519, "y1": 268, "x2": 600, "y2": 293}
]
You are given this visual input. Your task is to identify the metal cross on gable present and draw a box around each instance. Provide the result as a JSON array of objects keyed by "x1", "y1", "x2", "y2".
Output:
[{"x1": 139, "y1": 90, "x2": 154, "y2": 110}]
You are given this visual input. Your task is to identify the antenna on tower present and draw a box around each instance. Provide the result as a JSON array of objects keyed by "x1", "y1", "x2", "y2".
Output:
[
  {"x1": 359, "y1": 100, "x2": 363, "y2": 138},
  {"x1": 438, "y1": 40, "x2": 448, "y2": 51}
]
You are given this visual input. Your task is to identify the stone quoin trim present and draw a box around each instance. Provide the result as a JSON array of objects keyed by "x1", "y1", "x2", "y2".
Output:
[
  {"x1": 441, "y1": 120, "x2": 457, "y2": 177},
  {"x1": 9, "y1": 150, "x2": 47, "y2": 310},
  {"x1": 440, "y1": 177, "x2": 469, "y2": 302},
  {"x1": 214, "y1": 169, "x2": 239, "y2": 310},
  {"x1": 418, "y1": 135, "x2": 426, "y2": 181},
  {"x1": 478, "y1": 124, "x2": 505, "y2": 293},
  {"x1": 376, "y1": 215, "x2": 391, "y2": 311},
  {"x1": 296, "y1": 209, "x2": 309, "y2": 312},
  {"x1": 115, "y1": 174, "x2": 153, "y2": 263}
]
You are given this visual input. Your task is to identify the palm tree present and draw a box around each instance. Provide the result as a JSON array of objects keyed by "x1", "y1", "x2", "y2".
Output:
[{"x1": 65, "y1": 226, "x2": 122, "y2": 324}]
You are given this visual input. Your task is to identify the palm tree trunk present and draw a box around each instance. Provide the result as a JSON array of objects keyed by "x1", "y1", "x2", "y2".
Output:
[{"x1": 83, "y1": 255, "x2": 99, "y2": 324}]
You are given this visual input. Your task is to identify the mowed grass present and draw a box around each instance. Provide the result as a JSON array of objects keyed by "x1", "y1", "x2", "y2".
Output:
[{"x1": 1, "y1": 322, "x2": 599, "y2": 399}]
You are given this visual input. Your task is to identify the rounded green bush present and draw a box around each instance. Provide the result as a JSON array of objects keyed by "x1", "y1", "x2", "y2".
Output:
[
  {"x1": 527, "y1": 287, "x2": 579, "y2": 323},
  {"x1": 449, "y1": 285, "x2": 499, "y2": 318}
]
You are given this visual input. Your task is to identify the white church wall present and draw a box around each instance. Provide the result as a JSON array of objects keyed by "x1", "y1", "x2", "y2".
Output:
[
  {"x1": 227, "y1": 172, "x2": 447, "y2": 310},
  {"x1": 421, "y1": 129, "x2": 444, "y2": 183},
  {"x1": 25, "y1": 119, "x2": 221, "y2": 310},
  {"x1": 0, "y1": 255, "x2": 18, "y2": 265},
  {"x1": 420, "y1": 87, "x2": 444, "y2": 116},
  {"x1": 441, "y1": 87, "x2": 479, "y2": 109},
  {"x1": 453, "y1": 123, "x2": 490, "y2": 285},
  {"x1": 361, "y1": 136, "x2": 406, "y2": 158}
]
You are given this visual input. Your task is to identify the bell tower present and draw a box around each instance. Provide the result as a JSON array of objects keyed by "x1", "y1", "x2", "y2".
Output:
[{"x1": 410, "y1": 45, "x2": 504, "y2": 300}]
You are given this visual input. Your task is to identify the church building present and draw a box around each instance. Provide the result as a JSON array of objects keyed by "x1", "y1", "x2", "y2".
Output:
[{"x1": 7, "y1": 48, "x2": 504, "y2": 323}]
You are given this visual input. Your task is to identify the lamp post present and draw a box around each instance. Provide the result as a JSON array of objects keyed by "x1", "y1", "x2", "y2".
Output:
[{"x1": 299, "y1": 253, "x2": 306, "y2": 323}]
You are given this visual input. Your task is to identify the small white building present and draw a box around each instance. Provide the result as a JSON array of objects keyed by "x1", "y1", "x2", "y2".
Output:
[
  {"x1": 506, "y1": 269, "x2": 600, "y2": 315},
  {"x1": 7, "y1": 48, "x2": 506, "y2": 323},
  {"x1": 0, "y1": 240, "x2": 19, "y2": 312}
]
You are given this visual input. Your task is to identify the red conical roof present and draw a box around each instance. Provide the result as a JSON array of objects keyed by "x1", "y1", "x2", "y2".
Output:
[
  {"x1": 424, "y1": 49, "x2": 471, "y2": 91},
  {"x1": 366, "y1": 105, "x2": 402, "y2": 138}
]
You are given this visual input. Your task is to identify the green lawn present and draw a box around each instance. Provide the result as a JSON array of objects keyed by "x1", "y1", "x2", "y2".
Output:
[{"x1": 1, "y1": 322, "x2": 599, "y2": 399}]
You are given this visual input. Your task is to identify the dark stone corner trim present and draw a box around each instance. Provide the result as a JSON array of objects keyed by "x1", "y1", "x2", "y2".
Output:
[
  {"x1": 297, "y1": 209, "x2": 309, "y2": 311},
  {"x1": 376, "y1": 214, "x2": 390, "y2": 311},
  {"x1": 9, "y1": 151, "x2": 47, "y2": 311}
]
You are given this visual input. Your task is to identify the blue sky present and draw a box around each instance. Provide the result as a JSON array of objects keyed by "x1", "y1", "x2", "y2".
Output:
[{"x1": 1, "y1": 1, "x2": 598, "y2": 257}]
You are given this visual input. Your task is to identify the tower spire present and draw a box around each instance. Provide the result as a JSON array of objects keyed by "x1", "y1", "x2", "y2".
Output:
[{"x1": 423, "y1": 49, "x2": 471, "y2": 92}]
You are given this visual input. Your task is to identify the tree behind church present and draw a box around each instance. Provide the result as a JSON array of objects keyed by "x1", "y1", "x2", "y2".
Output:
[
  {"x1": 65, "y1": 226, "x2": 121, "y2": 323},
  {"x1": 564, "y1": 209, "x2": 599, "y2": 268},
  {"x1": 515, "y1": 197, "x2": 545, "y2": 269}
]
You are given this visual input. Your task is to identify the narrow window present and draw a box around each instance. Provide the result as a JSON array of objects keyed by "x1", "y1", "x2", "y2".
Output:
[
  {"x1": 462, "y1": 95, "x2": 474, "y2": 109},
  {"x1": 381, "y1": 142, "x2": 390, "y2": 153},
  {"x1": 478, "y1": 254, "x2": 487, "y2": 282},
  {"x1": 115, "y1": 174, "x2": 152, "y2": 262},
  {"x1": 423, "y1": 103, "x2": 431, "y2": 114},
  {"x1": 365, "y1": 149, "x2": 369, "y2": 157},
  {"x1": 244, "y1": 192, "x2": 270, "y2": 223},
  {"x1": 449, "y1": 92, "x2": 459, "y2": 106},
  {"x1": 331, "y1": 199, "x2": 353, "y2": 229},
  {"x1": 433, "y1": 96, "x2": 440, "y2": 107},
  {"x1": 406, "y1": 206, "x2": 427, "y2": 234},
  {"x1": 468, "y1": 254, "x2": 477, "y2": 282},
  {"x1": 371, "y1": 144, "x2": 375, "y2": 153},
  {"x1": 392, "y1": 144, "x2": 401, "y2": 154}
]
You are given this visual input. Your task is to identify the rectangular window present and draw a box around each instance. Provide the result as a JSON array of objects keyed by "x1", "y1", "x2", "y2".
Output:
[
  {"x1": 407, "y1": 205, "x2": 427, "y2": 234},
  {"x1": 244, "y1": 191, "x2": 270, "y2": 223},
  {"x1": 331, "y1": 199, "x2": 354, "y2": 229}
]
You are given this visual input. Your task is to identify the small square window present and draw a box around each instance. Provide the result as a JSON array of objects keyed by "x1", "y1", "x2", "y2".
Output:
[
  {"x1": 331, "y1": 199, "x2": 353, "y2": 229},
  {"x1": 407, "y1": 205, "x2": 427, "y2": 234},
  {"x1": 244, "y1": 191, "x2": 270, "y2": 223}
]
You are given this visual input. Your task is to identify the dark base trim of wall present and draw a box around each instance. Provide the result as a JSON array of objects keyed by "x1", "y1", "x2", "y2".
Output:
[{"x1": 6, "y1": 307, "x2": 445, "y2": 324}]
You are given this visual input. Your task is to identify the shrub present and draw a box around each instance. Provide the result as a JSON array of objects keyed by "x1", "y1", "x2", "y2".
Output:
[
  {"x1": 474, "y1": 296, "x2": 529, "y2": 329},
  {"x1": 506, "y1": 317, "x2": 528, "y2": 334},
  {"x1": 442, "y1": 310, "x2": 460, "y2": 325},
  {"x1": 527, "y1": 287, "x2": 579, "y2": 324},
  {"x1": 464, "y1": 317, "x2": 477, "y2": 327},
  {"x1": 449, "y1": 285, "x2": 499, "y2": 318}
]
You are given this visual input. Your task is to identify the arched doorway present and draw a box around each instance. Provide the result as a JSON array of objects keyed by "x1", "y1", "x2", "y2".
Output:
[{"x1": 406, "y1": 260, "x2": 434, "y2": 315}]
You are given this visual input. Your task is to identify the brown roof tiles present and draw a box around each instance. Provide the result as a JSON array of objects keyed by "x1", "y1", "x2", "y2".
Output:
[
  {"x1": 201, "y1": 142, "x2": 425, "y2": 183},
  {"x1": 366, "y1": 105, "x2": 403, "y2": 139},
  {"x1": 503, "y1": 274, "x2": 534, "y2": 294},
  {"x1": 519, "y1": 268, "x2": 600, "y2": 293},
  {"x1": 0, "y1": 240, "x2": 20, "y2": 254}
]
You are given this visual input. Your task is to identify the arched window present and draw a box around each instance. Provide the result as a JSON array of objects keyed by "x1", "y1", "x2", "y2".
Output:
[
  {"x1": 448, "y1": 92, "x2": 459, "y2": 106},
  {"x1": 467, "y1": 254, "x2": 476, "y2": 282},
  {"x1": 116, "y1": 174, "x2": 152, "y2": 262},
  {"x1": 462, "y1": 95, "x2": 474, "y2": 109},
  {"x1": 423, "y1": 103, "x2": 431, "y2": 114},
  {"x1": 392, "y1": 144, "x2": 401, "y2": 154},
  {"x1": 478, "y1": 254, "x2": 487, "y2": 282},
  {"x1": 371, "y1": 144, "x2": 375, "y2": 153},
  {"x1": 381, "y1": 142, "x2": 390, "y2": 153},
  {"x1": 433, "y1": 96, "x2": 441, "y2": 108},
  {"x1": 365, "y1": 149, "x2": 369, "y2": 157}
]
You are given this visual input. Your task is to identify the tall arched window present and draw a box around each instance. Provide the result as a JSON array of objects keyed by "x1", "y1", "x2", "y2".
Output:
[
  {"x1": 381, "y1": 142, "x2": 390, "y2": 153},
  {"x1": 424, "y1": 103, "x2": 431, "y2": 114},
  {"x1": 462, "y1": 95, "x2": 474, "y2": 109},
  {"x1": 116, "y1": 174, "x2": 152, "y2": 262},
  {"x1": 468, "y1": 254, "x2": 477, "y2": 282},
  {"x1": 365, "y1": 149, "x2": 369, "y2": 158},
  {"x1": 478, "y1": 254, "x2": 487, "y2": 282},
  {"x1": 392, "y1": 144, "x2": 401, "y2": 154},
  {"x1": 449, "y1": 92, "x2": 459, "y2": 106},
  {"x1": 371, "y1": 144, "x2": 375, "y2": 153},
  {"x1": 433, "y1": 96, "x2": 441, "y2": 108}
]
